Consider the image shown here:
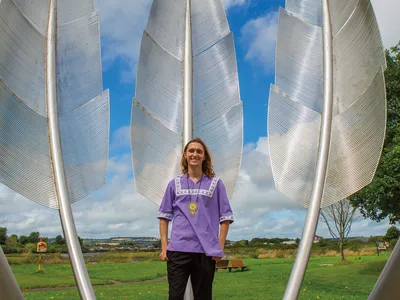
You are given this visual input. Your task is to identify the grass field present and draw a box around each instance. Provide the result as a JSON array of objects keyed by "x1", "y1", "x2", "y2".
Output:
[{"x1": 15, "y1": 255, "x2": 388, "y2": 299}]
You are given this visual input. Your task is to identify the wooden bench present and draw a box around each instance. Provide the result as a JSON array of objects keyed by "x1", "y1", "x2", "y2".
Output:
[
  {"x1": 216, "y1": 259, "x2": 248, "y2": 272},
  {"x1": 215, "y1": 259, "x2": 229, "y2": 271},
  {"x1": 229, "y1": 259, "x2": 248, "y2": 272}
]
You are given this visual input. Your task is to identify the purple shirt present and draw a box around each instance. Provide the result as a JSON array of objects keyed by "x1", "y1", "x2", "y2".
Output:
[{"x1": 157, "y1": 174, "x2": 234, "y2": 257}]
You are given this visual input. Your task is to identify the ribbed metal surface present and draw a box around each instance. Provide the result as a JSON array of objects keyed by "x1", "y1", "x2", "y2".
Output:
[
  {"x1": 133, "y1": 0, "x2": 243, "y2": 205},
  {"x1": 193, "y1": 33, "x2": 240, "y2": 125},
  {"x1": 135, "y1": 31, "x2": 183, "y2": 133},
  {"x1": 56, "y1": 11, "x2": 102, "y2": 114},
  {"x1": 146, "y1": 0, "x2": 185, "y2": 60},
  {"x1": 60, "y1": 90, "x2": 110, "y2": 203},
  {"x1": 328, "y1": 0, "x2": 358, "y2": 35},
  {"x1": 195, "y1": 104, "x2": 242, "y2": 199},
  {"x1": 276, "y1": 8, "x2": 323, "y2": 113},
  {"x1": 0, "y1": 84, "x2": 109, "y2": 210},
  {"x1": 270, "y1": 2, "x2": 386, "y2": 208},
  {"x1": 191, "y1": 0, "x2": 229, "y2": 55},
  {"x1": 0, "y1": 0, "x2": 108, "y2": 210},
  {"x1": 0, "y1": 0, "x2": 46, "y2": 116},
  {"x1": 323, "y1": 69, "x2": 386, "y2": 207},
  {"x1": 57, "y1": 0, "x2": 95, "y2": 25},
  {"x1": 274, "y1": 0, "x2": 387, "y2": 298},
  {"x1": 332, "y1": 0, "x2": 386, "y2": 115},
  {"x1": 13, "y1": 0, "x2": 49, "y2": 35},
  {"x1": 192, "y1": 31, "x2": 242, "y2": 199},
  {"x1": 131, "y1": 99, "x2": 181, "y2": 205},
  {"x1": 268, "y1": 84, "x2": 320, "y2": 208},
  {"x1": 285, "y1": 0, "x2": 322, "y2": 26},
  {"x1": 0, "y1": 79, "x2": 56, "y2": 207}
]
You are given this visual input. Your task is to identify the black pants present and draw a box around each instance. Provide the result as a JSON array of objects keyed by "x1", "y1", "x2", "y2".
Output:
[{"x1": 167, "y1": 251, "x2": 216, "y2": 300}]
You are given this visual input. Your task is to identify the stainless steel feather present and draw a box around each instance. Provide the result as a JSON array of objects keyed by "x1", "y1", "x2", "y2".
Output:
[
  {"x1": 268, "y1": 0, "x2": 387, "y2": 299},
  {"x1": 0, "y1": 0, "x2": 109, "y2": 299},
  {"x1": 131, "y1": 0, "x2": 243, "y2": 206}
]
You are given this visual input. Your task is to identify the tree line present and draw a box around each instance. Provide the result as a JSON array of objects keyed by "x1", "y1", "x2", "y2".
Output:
[
  {"x1": 0, "y1": 227, "x2": 83, "y2": 254},
  {"x1": 350, "y1": 42, "x2": 400, "y2": 223}
]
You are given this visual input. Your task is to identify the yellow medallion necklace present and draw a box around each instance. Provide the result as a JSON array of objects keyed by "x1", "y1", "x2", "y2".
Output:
[{"x1": 187, "y1": 175, "x2": 202, "y2": 217}]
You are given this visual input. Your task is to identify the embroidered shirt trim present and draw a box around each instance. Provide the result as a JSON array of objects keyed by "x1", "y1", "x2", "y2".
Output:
[
  {"x1": 158, "y1": 211, "x2": 173, "y2": 221},
  {"x1": 220, "y1": 215, "x2": 234, "y2": 223},
  {"x1": 175, "y1": 175, "x2": 219, "y2": 198}
]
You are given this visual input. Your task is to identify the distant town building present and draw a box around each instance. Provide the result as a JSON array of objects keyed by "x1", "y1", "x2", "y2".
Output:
[
  {"x1": 95, "y1": 242, "x2": 120, "y2": 246},
  {"x1": 314, "y1": 235, "x2": 322, "y2": 243},
  {"x1": 282, "y1": 240, "x2": 296, "y2": 245}
]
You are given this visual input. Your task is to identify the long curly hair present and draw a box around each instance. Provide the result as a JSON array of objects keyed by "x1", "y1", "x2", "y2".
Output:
[{"x1": 181, "y1": 138, "x2": 215, "y2": 177}]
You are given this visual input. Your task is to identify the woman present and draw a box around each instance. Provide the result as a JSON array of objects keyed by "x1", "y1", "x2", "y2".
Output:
[{"x1": 157, "y1": 138, "x2": 234, "y2": 300}]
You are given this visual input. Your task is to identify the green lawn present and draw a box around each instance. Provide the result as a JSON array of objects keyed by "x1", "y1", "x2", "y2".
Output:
[
  {"x1": 17, "y1": 255, "x2": 388, "y2": 299},
  {"x1": 12, "y1": 262, "x2": 167, "y2": 289}
]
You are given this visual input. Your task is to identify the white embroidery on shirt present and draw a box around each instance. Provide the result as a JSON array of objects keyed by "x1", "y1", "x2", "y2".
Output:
[
  {"x1": 175, "y1": 175, "x2": 219, "y2": 198},
  {"x1": 158, "y1": 211, "x2": 173, "y2": 220},
  {"x1": 220, "y1": 215, "x2": 234, "y2": 223}
]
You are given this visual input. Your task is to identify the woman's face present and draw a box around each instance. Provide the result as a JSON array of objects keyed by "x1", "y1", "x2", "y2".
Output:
[{"x1": 184, "y1": 142, "x2": 205, "y2": 168}]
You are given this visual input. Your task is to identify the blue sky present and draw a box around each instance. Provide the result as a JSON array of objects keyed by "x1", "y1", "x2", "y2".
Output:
[
  {"x1": 1, "y1": 0, "x2": 399, "y2": 241},
  {"x1": 103, "y1": 0, "x2": 284, "y2": 149}
]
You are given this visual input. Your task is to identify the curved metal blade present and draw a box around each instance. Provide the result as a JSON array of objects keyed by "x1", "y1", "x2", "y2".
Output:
[
  {"x1": 0, "y1": 246, "x2": 23, "y2": 300},
  {"x1": 270, "y1": 0, "x2": 386, "y2": 211},
  {"x1": 270, "y1": 0, "x2": 387, "y2": 298},
  {"x1": 132, "y1": 0, "x2": 243, "y2": 203},
  {"x1": 0, "y1": 0, "x2": 109, "y2": 298}
]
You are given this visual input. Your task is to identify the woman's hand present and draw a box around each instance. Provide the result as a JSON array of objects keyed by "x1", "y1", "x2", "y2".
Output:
[{"x1": 160, "y1": 249, "x2": 168, "y2": 261}]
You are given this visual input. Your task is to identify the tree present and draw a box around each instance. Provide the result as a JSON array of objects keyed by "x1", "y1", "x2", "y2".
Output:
[
  {"x1": 320, "y1": 199, "x2": 359, "y2": 261},
  {"x1": 368, "y1": 236, "x2": 384, "y2": 243},
  {"x1": 27, "y1": 232, "x2": 40, "y2": 244},
  {"x1": 19, "y1": 235, "x2": 29, "y2": 245},
  {"x1": 78, "y1": 236, "x2": 83, "y2": 247},
  {"x1": 232, "y1": 239, "x2": 249, "y2": 247},
  {"x1": 350, "y1": 42, "x2": 400, "y2": 223},
  {"x1": 153, "y1": 239, "x2": 161, "y2": 248},
  {"x1": 0, "y1": 227, "x2": 7, "y2": 245},
  {"x1": 6, "y1": 235, "x2": 18, "y2": 246},
  {"x1": 55, "y1": 235, "x2": 65, "y2": 245},
  {"x1": 384, "y1": 226, "x2": 400, "y2": 241}
]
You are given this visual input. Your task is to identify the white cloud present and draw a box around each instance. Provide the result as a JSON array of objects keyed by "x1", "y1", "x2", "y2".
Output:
[
  {"x1": 94, "y1": 0, "x2": 152, "y2": 80},
  {"x1": 371, "y1": 0, "x2": 400, "y2": 49},
  {"x1": 241, "y1": 11, "x2": 279, "y2": 72},
  {"x1": 222, "y1": 0, "x2": 247, "y2": 10},
  {"x1": 94, "y1": 0, "x2": 249, "y2": 79},
  {"x1": 110, "y1": 125, "x2": 131, "y2": 150},
  {"x1": 241, "y1": 2, "x2": 400, "y2": 72}
]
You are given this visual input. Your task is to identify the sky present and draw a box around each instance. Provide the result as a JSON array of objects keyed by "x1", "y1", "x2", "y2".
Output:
[{"x1": 1, "y1": 0, "x2": 399, "y2": 241}]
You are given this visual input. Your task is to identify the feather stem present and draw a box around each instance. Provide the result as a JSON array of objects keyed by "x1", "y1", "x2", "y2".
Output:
[
  {"x1": 283, "y1": 0, "x2": 334, "y2": 298},
  {"x1": 46, "y1": 1, "x2": 95, "y2": 299},
  {"x1": 183, "y1": 0, "x2": 193, "y2": 145},
  {"x1": 183, "y1": 1, "x2": 194, "y2": 298}
]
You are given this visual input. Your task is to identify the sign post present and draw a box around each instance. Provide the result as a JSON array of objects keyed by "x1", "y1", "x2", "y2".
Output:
[{"x1": 36, "y1": 238, "x2": 47, "y2": 272}]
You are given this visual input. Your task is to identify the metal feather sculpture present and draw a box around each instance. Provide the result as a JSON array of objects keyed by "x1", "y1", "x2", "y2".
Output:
[
  {"x1": 0, "y1": 246, "x2": 23, "y2": 300},
  {"x1": 131, "y1": 0, "x2": 242, "y2": 214},
  {"x1": 369, "y1": 238, "x2": 400, "y2": 299},
  {"x1": 0, "y1": 0, "x2": 109, "y2": 299},
  {"x1": 131, "y1": 0, "x2": 242, "y2": 298},
  {"x1": 268, "y1": 0, "x2": 386, "y2": 298}
]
